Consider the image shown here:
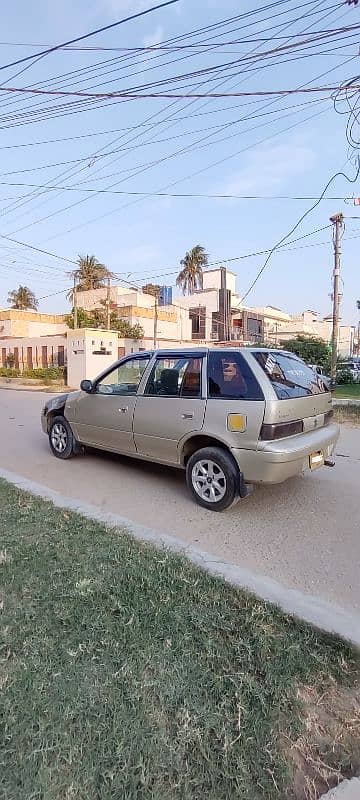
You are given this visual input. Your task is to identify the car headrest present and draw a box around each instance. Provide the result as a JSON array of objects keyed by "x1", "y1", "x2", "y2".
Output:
[{"x1": 160, "y1": 368, "x2": 179, "y2": 394}]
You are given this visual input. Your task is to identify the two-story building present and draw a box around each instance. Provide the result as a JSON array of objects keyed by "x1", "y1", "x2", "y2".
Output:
[{"x1": 176, "y1": 268, "x2": 265, "y2": 344}]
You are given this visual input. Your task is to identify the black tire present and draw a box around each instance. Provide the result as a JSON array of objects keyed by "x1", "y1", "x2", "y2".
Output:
[
  {"x1": 48, "y1": 415, "x2": 76, "y2": 460},
  {"x1": 186, "y1": 446, "x2": 239, "y2": 512}
]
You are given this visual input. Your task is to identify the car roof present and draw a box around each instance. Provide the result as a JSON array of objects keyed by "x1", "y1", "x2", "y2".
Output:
[{"x1": 151, "y1": 346, "x2": 284, "y2": 356}]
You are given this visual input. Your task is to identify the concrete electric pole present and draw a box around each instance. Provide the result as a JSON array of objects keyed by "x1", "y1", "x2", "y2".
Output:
[
  {"x1": 330, "y1": 212, "x2": 344, "y2": 385},
  {"x1": 73, "y1": 274, "x2": 78, "y2": 329},
  {"x1": 106, "y1": 277, "x2": 111, "y2": 330},
  {"x1": 153, "y1": 295, "x2": 158, "y2": 349}
]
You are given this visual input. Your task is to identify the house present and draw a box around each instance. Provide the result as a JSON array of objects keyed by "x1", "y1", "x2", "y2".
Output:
[
  {"x1": 257, "y1": 308, "x2": 355, "y2": 357},
  {"x1": 176, "y1": 268, "x2": 265, "y2": 344},
  {"x1": 0, "y1": 309, "x2": 68, "y2": 370},
  {"x1": 75, "y1": 285, "x2": 193, "y2": 345}
]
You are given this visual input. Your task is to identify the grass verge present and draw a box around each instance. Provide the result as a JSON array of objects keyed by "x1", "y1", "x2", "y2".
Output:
[
  {"x1": 334, "y1": 385, "x2": 360, "y2": 399},
  {"x1": 0, "y1": 479, "x2": 359, "y2": 800}
]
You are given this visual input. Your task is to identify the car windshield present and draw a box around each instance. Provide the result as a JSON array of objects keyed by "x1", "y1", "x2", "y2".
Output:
[{"x1": 253, "y1": 351, "x2": 328, "y2": 399}]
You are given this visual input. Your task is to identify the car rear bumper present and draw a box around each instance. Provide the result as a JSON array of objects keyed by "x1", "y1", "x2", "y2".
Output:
[{"x1": 231, "y1": 422, "x2": 340, "y2": 484}]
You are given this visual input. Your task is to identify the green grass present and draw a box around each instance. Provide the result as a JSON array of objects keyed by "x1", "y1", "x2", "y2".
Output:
[
  {"x1": 0, "y1": 480, "x2": 359, "y2": 800},
  {"x1": 335, "y1": 384, "x2": 360, "y2": 399}
]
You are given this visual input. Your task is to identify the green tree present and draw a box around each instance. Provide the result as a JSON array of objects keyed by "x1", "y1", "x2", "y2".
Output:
[
  {"x1": 142, "y1": 283, "x2": 161, "y2": 298},
  {"x1": 110, "y1": 317, "x2": 144, "y2": 339},
  {"x1": 281, "y1": 335, "x2": 331, "y2": 371},
  {"x1": 176, "y1": 245, "x2": 208, "y2": 295},
  {"x1": 7, "y1": 285, "x2": 38, "y2": 310},
  {"x1": 65, "y1": 308, "x2": 95, "y2": 329},
  {"x1": 65, "y1": 306, "x2": 143, "y2": 340},
  {"x1": 68, "y1": 254, "x2": 114, "y2": 295}
]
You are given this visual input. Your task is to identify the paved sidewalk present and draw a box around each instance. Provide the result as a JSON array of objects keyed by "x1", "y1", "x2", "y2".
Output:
[{"x1": 320, "y1": 777, "x2": 360, "y2": 799}]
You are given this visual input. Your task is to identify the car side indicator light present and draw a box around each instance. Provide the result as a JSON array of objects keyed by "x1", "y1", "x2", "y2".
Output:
[{"x1": 227, "y1": 414, "x2": 247, "y2": 432}]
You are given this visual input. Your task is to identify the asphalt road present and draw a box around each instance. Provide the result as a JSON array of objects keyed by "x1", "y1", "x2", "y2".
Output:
[{"x1": 1, "y1": 389, "x2": 359, "y2": 618}]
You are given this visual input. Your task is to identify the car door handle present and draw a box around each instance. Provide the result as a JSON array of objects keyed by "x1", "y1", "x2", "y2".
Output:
[
  {"x1": 181, "y1": 412, "x2": 193, "y2": 419},
  {"x1": 119, "y1": 407, "x2": 128, "y2": 413}
]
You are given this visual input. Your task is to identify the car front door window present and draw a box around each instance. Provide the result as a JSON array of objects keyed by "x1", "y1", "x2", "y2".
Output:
[{"x1": 96, "y1": 357, "x2": 150, "y2": 396}]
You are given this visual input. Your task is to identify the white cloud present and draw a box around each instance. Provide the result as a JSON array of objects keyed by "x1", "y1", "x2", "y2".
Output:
[
  {"x1": 99, "y1": 0, "x2": 150, "y2": 16},
  {"x1": 143, "y1": 24, "x2": 164, "y2": 47},
  {"x1": 98, "y1": 0, "x2": 180, "y2": 19},
  {"x1": 221, "y1": 142, "x2": 316, "y2": 196}
]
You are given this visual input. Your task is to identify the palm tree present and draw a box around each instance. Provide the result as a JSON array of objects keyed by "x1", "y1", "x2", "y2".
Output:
[
  {"x1": 176, "y1": 245, "x2": 208, "y2": 295},
  {"x1": 7, "y1": 285, "x2": 38, "y2": 310},
  {"x1": 68, "y1": 254, "x2": 114, "y2": 296}
]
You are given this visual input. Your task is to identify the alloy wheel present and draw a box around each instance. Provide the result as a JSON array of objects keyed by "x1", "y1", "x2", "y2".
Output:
[
  {"x1": 191, "y1": 459, "x2": 227, "y2": 503},
  {"x1": 51, "y1": 422, "x2": 68, "y2": 453}
]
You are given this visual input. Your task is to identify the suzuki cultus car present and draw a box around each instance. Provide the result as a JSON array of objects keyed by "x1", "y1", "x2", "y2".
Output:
[{"x1": 42, "y1": 348, "x2": 339, "y2": 511}]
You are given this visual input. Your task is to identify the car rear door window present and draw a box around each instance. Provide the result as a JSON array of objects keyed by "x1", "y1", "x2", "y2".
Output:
[
  {"x1": 208, "y1": 351, "x2": 264, "y2": 400},
  {"x1": 145, "y1": 356, "x2": 202, "y2": 398},
  {"x1": 253, "y1": 351, "x2": 327, "y2": 399}
]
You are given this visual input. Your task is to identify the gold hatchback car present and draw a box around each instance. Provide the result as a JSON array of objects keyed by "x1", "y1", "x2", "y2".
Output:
[{"x1": 42, "y1": 348, "x2": 339, "y2": 511}]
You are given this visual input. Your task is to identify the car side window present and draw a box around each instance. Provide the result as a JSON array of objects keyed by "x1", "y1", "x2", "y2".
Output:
[
  {"x1": 96, "y1": 357, "x2": 150, "y2": 396},
  {"x1": 208, "y1": 352, "x2": 264, "y2": 401},
  {"x1": 145, "y1": 356, "x2": 202, "y2": 398}
]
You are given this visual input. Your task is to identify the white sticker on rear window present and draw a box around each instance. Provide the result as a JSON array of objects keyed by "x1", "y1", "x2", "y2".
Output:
[
  {"x1": 286, "y1": 368, "x2": 306, "y2": 377},
  {"x1": 264, "y1": 354, "x2": 277, "y2": 374}
]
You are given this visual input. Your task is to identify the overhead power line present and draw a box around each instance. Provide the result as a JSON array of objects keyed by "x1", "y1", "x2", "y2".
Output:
[
  {"x1": 0, "y1": 0, "x2": 352, "y2": 243},
  {"x1": 240, "y1": 159, "x2": 360, "y2": 303},
  {"x1": 0, "y1": 83, "x2": 358, "y2": 99},
  {"x1": 0, "y1": 233, "x2": 76, "y2": 265},
  {"x1": 2, "y1": 1, "x2": 338, "y2": 231},
  {"x1": 0, "y1": 182, "x2": 352, "y2": 201},
  {"x1": 0, "y1": 0, "x2": 180, "y2": 73}
]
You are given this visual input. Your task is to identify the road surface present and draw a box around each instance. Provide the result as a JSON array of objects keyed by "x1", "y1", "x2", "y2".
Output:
[{"x1": 0, "y1": 389, "x2": 359, "y2": 619}]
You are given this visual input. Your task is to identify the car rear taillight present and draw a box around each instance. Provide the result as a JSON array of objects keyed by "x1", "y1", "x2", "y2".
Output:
[
  {"x1": 260, "y1": 420, "x2": 304, "y2": 440},
  {"x1": 324, "y1": 409, "x2": 334, "y2": 425}
]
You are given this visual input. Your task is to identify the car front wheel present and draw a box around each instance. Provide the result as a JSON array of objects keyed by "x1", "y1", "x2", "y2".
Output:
[
  {"x1": 186, "y1": 446, "x2": 239, "y2": 511},
  {"x1": 48, "y1": 415, "x2": 76, "y2": 460}
]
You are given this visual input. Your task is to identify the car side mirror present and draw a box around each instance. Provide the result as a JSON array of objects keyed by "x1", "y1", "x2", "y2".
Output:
[{"x1": 80, "y1": 379, "x2": 94, "y2": 393}]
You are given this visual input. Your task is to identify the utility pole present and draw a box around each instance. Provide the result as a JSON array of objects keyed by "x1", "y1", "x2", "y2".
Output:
[
  {"x1": 73, "y1": 274, "x2": 78, "y2": 329},
  {"x1": 106, "y1": 276, "x2": 111, "y2": 330},
  {"x1": 220, "y1": 266, "x2": 231, "y2": 341},
  {"x1": 153, "y1": 294, "x2": 158, "y2": 349},
  {"x1": 330, "y1": 212, "x2": 344, "y2": 385}
]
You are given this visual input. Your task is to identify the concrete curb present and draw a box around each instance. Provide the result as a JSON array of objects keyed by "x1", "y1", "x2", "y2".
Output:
[
  {"x1": 0, "y1": 383, "x2": 65, "y2": 393},
  {"x1": 0, "y1": 466, "x2": 359, "y2": 648},
  {"x1": 319, "y1": 777, "x2": 360, "y2": 799},
  {"x1": 333, "y1": 399, "x2": 360, "y2": 407}
]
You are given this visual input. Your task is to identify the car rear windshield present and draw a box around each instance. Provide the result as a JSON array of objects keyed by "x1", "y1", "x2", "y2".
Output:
[{"x1": 253, "y1": 351, "x2": 328, "y2": 399}]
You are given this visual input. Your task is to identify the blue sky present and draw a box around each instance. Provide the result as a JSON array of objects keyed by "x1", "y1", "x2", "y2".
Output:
[{"x1": 0, "y1": 0, "x2": 359, "y2": 324}]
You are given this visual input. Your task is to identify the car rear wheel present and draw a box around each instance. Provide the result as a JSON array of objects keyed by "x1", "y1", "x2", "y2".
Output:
[
  {"x1": 49, "y1": 415, "x2": 76, "y2": 460},
  {"x1": 186, "y1": 446, "x2": 239, "y2": 511}
]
